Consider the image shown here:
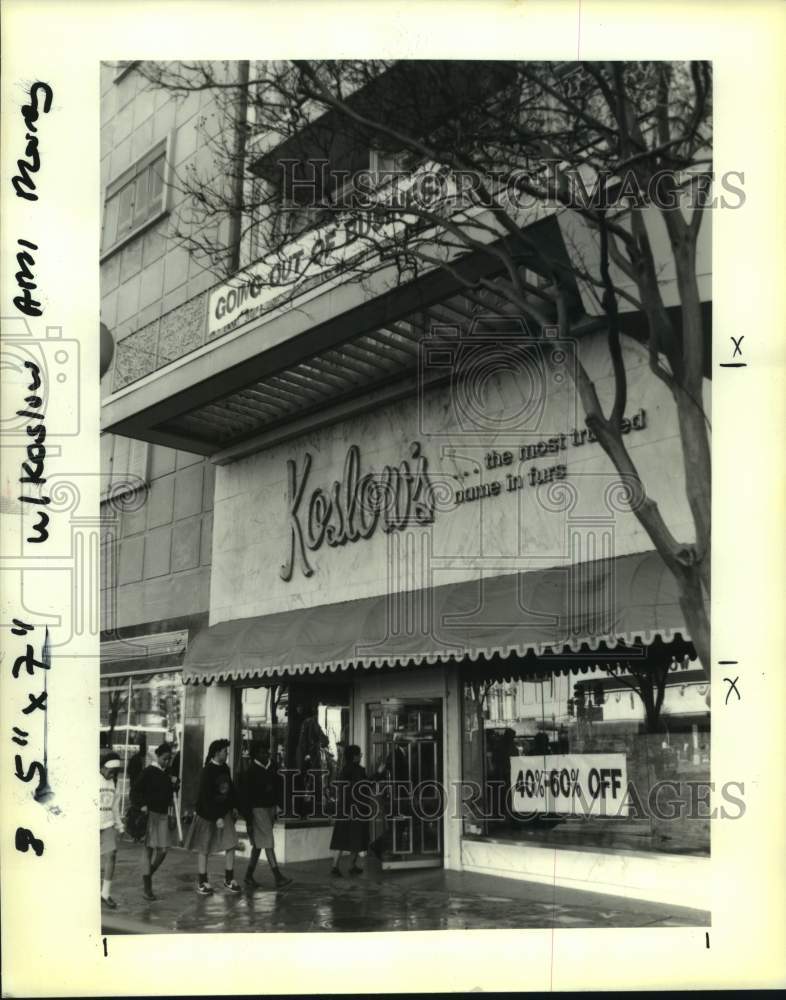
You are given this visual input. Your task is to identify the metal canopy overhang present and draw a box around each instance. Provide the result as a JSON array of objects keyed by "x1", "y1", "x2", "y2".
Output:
[
  {"x1": 99, "y1": 215, "x2": 578, "y2": 457},
  {"x1": 182, "y1": 551, "x2": 697, "y2": 685}
]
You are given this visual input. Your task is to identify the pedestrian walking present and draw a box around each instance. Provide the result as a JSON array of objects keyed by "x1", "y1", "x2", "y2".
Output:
[
  {"x1": 329, "y1": 744, "x2": 371, "y2": 877},
  {"x1": 134, "y1": 742, "x2": 179, "y2": 901},
  {"x1": 126, "y1": 736, "x2": 147, "y2": 795},
  {"x1": 99, "y1": 751, "x2": 124, "y2": 909},
  {"x1": 183, "y1": 738, "x2": 241, "y2": 895},
  {"x1": 237, "y1": 740, "x2": 293, "y2": 890}
]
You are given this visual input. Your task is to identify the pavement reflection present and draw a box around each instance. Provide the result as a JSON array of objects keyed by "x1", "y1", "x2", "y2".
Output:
[{"x1": 102, "y1": 839, "x2": 709, "y2": 934}]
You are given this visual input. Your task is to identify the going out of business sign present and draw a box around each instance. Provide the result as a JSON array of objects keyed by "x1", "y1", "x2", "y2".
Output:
[
  {"x1": 208, "y1": 169, "x2": 440, "y2": 340},
  {"x1": 510, "y1": 753, "x2": 629, "y2": 816},
  {"x1": 208, "y1": 215, "x2": 388, "y2": 340},
  {"x1": 206, "y1": 161, "x2": 516, "y2": 341}
]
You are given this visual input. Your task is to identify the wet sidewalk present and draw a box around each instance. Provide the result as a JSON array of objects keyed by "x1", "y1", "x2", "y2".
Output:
[{"x1": 103, "y1": 839, "x2": 709, "y2": 934}]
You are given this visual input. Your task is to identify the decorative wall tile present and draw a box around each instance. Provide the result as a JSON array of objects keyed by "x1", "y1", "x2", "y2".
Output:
[
  {"x1": 113, "y1": 321, "x2": 159, "y2": 390},
  {"x1": 132, "y1": 86, "x2": 156, "y2": 131},
  {"x1": 174, "y1": 465, "x2": 203, "y2": 520},
  {"x1": 100, "y1": 289, "x2": 118, "y2": 329},
  {"x1": 136, "y1": 301, "x2": 163, "y2": 329},
  {"x1": 143, "y1": 525, "x2": 172, "y2": 579},
  {"x1": 113, "y1": 102, "x2": 134, "y2": 144},
  {"x1": 100, "y1": 120, "x2": 115, "y2": 160},
  {"x1": 149, "y1": 446, "x2": 177, "y2": 480},
  {"x1": 163, "y1": 244, "x2": 189, "y2": 293},
  {"x1": 120, "y1": 239, "x2": 144, "y2": 283},
  {"x1": 202, "y1": 461, "x2": 215, "y2": 512},
  {"x1": 152, "y1": 97, "x2": 176, "y2": 142},
  {"x1": 142, "y1": 226, "x2": 166, "y2": 267},
  {"x1": 200, "y1": 512, "x2": 213, "y2": 566},
  {"x1": 121, "y1": 500, "x2": 148, "y2": 538},
  {"x1": 110, "y1": 137, "x2": 132, "y2": 179},
  {"x1": 171, "y1": 517, "x2": 201, "y2": 572},
  {"x1": 174, "y1": 89, "x2": 200, "y2": 128},
  {"x1": 118, "y1": 535, "x2": 144, "y2": 585},
  {"x1": 157, "y1": 290, "x2": 207, "y2": 365},
  {"x1": 116, "y1": 275, "x2": 140, "y2": 323},
  {"x1": 162, "y1": 283, "x2": 188, "y2": 315},
  {"x1": 100, "y1": 64, "x2": 115, "y2": 101},
  {"x1": 175, "y1": 115, "x2": 199, "y2": 164},
  {"x1": 114, "y1": 70, "x2": 139, "y2": 112},
  {"x1": 176, "y1": 450, "x2": 203, "y2": 470},
  {"x1": 131, "y1": 115, "x2": 154, "y2": 161},
  {"x1": 147, "y1": 474, "x2": 175, "y2": 528},
  {"x1": 139, "y1": 258, "x2": 165, "y2": 308},
  {"x1": 101, "y1": 251, "x2": 121, "y2": 294},
  {"x1": 187, "y1": 268, "x2": 213, "y2": 300}
]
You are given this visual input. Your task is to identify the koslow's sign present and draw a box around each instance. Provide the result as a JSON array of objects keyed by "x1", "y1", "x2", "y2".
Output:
[{"x1": 280, "y1": 442, "x2": 436, "y2": 581}]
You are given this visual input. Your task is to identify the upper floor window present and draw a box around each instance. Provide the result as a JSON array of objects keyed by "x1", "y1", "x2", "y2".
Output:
[
  {"x1": 264, "y1": 143, "x2": 419, "y2": 245},
  {"x1": 101, "y1": 137, "x2": 171, "y2": 260}
]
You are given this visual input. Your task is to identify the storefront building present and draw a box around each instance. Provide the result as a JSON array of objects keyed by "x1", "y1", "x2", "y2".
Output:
[
  {"x1": 172, "y1": 327, "x2": 710, "y2": 904},
  {"x1": 100, "y1": 61, "x2": 711, "y2": 907},
  {"x1": 99, "y1": 62, "x2": 218, "y2": 820},
  {"x1": 98, "y1": 439, "x2": 214, "y2": 819}
]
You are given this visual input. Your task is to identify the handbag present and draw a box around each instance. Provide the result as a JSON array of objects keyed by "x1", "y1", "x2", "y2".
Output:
[{"x1": 124, "y1": 803, "x2": 148, "y2": 842}]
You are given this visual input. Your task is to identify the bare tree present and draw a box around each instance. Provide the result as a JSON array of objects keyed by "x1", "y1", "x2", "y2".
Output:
[{"x1": 132, "y1": 59, "x2": 712, "y2": 679}]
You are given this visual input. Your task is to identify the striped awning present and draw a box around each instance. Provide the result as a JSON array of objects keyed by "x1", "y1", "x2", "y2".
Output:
[
  {"x1": 183, "y1": 550, "x2": 694, "y2": 684},
  {"x1": 100, "y1": 629, "x2": 189, "y2": 677}
]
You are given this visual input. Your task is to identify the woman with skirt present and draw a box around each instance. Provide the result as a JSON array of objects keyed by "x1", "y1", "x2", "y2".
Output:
[
  {"x1": 135, "y1": 741, "x2": 178, "y2": 901},
  {"x1": 329, "y1": 744, "x2": 371, "y2": 876},
  {"x1": 184, "y1": 738, "x2": 241, "y2": 895}
]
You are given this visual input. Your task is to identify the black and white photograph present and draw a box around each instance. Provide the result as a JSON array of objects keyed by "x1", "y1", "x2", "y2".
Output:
[
  {"x1": 1, "y1": 2, "x2": 784, "y2": 995},
  {"x1": 97, "y1": 56, "x2": 714, "y2": 933}
]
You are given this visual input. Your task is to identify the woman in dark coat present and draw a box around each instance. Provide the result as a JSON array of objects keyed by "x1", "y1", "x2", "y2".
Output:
[
  {"x1": 183, "y1": 738, "x2": 241, "y2": 895},
  {"x1": 329, "y1": 744, "x2": 371, "y2": 876}
]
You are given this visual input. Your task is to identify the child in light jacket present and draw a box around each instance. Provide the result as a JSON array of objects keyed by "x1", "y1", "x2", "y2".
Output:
[{"x1": 99, "y1": 751, "x2": 124, "y2": 909}]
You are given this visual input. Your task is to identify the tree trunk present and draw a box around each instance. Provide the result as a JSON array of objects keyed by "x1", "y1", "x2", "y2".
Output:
[
  {"x1": 581, "y1": 415, "x2": 711, "y2": 681},
  {"x1": 674, "y1": 564, "x2": 710, "y2": 681},
  {"x1": 637, "y1": 675, "x2": 665, "y2": 735},
  {"x1": 673, "y1": 386, "x2": 711, "y2": 596}
]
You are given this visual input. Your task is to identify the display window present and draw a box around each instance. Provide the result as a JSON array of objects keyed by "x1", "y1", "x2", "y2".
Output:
[
  {"x1": 234, "y1": 680, "x2": 350, "y2": 819},
  {"x1": 460, "y1": 661, "x2": 710, "y2": 856},
  {"x1": 99, "y1": 669, "x2": 186, "y2": 816}
]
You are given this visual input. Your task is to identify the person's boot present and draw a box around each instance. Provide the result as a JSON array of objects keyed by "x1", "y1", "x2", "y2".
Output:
[
  {"x1": 244, "y1": 849, "x2": 262, "y2": 888},
  {"x1": 223, "y1": 868, "x2": 241, "y2": 893},
  {"x1": 142, "y1": 874, "x2": 156, "y2": 901},
  {"x1": 195, "y1": 874, "x2": 213, "y2": 895},
  {"x1": 244, "y1": 865, "x2": 261, "y2": 889},
  {"x1": 273, "y1": 867, "x2": 293, "y2": 889}
]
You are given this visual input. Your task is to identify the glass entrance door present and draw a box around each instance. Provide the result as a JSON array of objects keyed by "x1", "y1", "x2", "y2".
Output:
[{"x1": 367, "y1": 699, "x2": 443, "y2": 869}]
